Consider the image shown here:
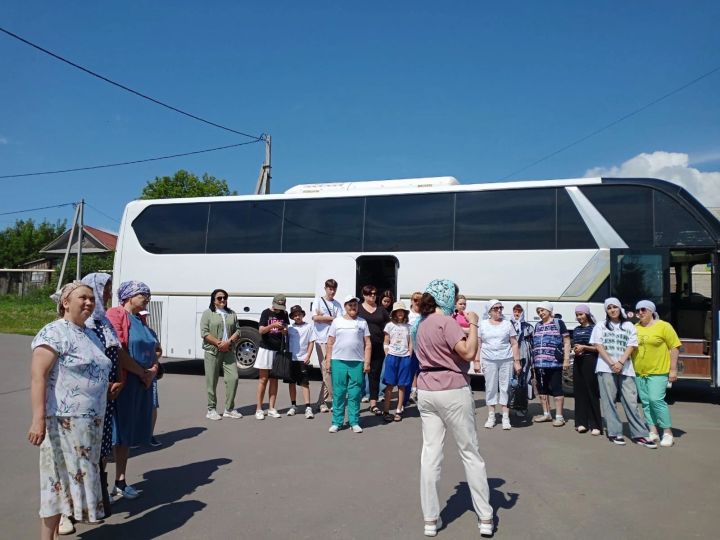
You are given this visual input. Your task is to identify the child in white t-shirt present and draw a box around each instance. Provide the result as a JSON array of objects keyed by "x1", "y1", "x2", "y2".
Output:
[
  {"x1": 287, "y1": 305, "x2": 315, "y2": 419},
  {"x1": 382, "y1": 301, "x2": 413, "y2": 422}
]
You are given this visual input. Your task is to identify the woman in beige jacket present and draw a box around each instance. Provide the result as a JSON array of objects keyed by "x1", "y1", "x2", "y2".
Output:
[{"x1": 200, "y1": 289, "x2": 242, "y2": 420}]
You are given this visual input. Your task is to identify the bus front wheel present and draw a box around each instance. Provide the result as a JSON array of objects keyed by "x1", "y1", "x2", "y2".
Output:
[{"x1": 234, "y1": 327, "x2": 260, "y2": 379}]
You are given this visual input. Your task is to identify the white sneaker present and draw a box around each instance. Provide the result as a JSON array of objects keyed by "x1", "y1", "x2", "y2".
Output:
[
  {"x1": 206, "y1": 409, "x2": 222, "y2": 421},
  {"x1": 328, "y1": 424, "x2": 339, "y2": 433},
  {"x1": 484, "y1": 415, "x2": 496, "y2": 429},
  {"x1": 267, "y1": 409, "x2": 282, "y2": 418},
  {"x1": 112, "y1": 484, "x2": 140, "y2": 499},
  {"x1": 58, "y1": 515, "x2": 74, "y2": 535},
  {"x1": 361, "y1": 396, "x2": 369, "y2": 403},
  {"x1": 502, "y1": 415, "x2": 511, "y2": 430},
  {"x1": 648, "y1": 432, "x2": 660, "y2": 443},
  {"x1": 223, "y1": 409, "x2": 242, "y2": 419},
  {"x1": 305, "y1": 406, "x2": 314, "y2": 419},
  {"x1": 424, "y1": 517, "x2": 442, "y2": 537},
  {"x1": 479, "y1": 519, "x2": 494, "y2": 537},
  {"x1": 254, "y1": 410, "x2": 265, "y2": 420},
  {"x1": 319, "y1": 403, "x2": 330, "y2": 413},
  {"x1": 351, "y1": 424, "x2": 363, "y2": 433},
  {"x1": 660, "y1": 433, "x2": 674, "y2": 447},
  {"x1": 286, "y1": 406, "x2": 297, "y2": 416}
]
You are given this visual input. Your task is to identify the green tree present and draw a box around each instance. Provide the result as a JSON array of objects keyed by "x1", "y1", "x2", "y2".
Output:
[
  {"x1": 140, "y1": 169, "x2": 236, "y2": 199},
  {"x1": 54, "y1": 253, "x2": 115, "y2": 289},
  {"x1": 0, "y1": 219, "x2": 67, "y2": 268}
]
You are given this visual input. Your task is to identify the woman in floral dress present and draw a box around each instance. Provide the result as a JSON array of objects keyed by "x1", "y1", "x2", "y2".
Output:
[{"x1": 28, "y1": 281, "x2": 112, "y2": 540}]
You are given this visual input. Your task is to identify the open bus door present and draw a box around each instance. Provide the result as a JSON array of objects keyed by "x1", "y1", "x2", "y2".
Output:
[{"x1": 668, "y1": 250, "x2": 715, "y2": 382}]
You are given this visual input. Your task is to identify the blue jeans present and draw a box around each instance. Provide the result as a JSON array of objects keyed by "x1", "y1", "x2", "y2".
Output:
[
  {"x1": 597, "y1": 372, "x2": 649, "y2": 438},
  {"x1": 363, "y1": 364, "x2": 386, "y2": 398}
]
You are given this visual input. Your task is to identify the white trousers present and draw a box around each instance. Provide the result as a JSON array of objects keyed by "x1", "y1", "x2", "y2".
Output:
[
  {"x1": 482, "y1": 358, "x2": 513, "y2": 406},
  {"x1": 418, "y1": 386, "x2": 493, "y2": 521}
]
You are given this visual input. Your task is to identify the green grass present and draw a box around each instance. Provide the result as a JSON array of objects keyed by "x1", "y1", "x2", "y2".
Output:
[{"x1": 0, "y1": 292, "x2": 57, "y2": 335}]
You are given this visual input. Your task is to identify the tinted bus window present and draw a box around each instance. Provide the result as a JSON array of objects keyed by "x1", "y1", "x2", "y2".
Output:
[
  {"x1": 581, "y1": 185, "x2": 653, "y2": 247},
  {"x1": 455, "y1": 189, "x2": 556, "y2": 250},
  {"x1": 364, "y1": 193, "x2": 454, "y2": 251},
  {"x1": 557, "y1": 188, "x2": 596, "y2": 249},
  {"x1": 653, "y1": 191, "x2": 713, "y2": 247},
  {"x1": 206, "y1": 200, "x2": 283, "y2": 253},
  {"x1": 132, "y1": 203, "x2": 209, "y2": 254},
  {"x1": 283, "y1": 197, "x2": 364, "y2": 252}
]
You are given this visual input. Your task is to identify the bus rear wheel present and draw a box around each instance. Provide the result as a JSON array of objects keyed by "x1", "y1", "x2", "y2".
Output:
[{"x1": 234, "y1": 327, "x2": 260, "y2": 379}]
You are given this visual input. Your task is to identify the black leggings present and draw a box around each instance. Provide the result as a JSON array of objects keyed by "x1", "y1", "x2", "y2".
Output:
[
  {"x1": 368, "y1": 343, "x2": 385, "y2": 401},
  {"x1": 573, "y1": 354, "x2": 602, "y2": 431}
]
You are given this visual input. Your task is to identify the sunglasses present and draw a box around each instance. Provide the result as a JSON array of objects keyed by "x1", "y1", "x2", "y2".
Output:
[
  {"x1": 365, "y1": 292, "x2": 377, "y2": 296},
  {"x1": 637, "y1": 307, "x2": 649, "y2": 312},
  {"x1": 491, "y1": 307, "x2": 504, "y2": 311},
  {"x1": 215, "y1": 296, "x2": 227, "y2": 301}
]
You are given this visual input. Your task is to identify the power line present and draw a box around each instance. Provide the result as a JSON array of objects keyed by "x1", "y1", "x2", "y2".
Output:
[
  {"x1": 501, "y1": 64, "x2": 720, "y2": 180},
  {"x1": 0, "y1": 140, "x2": 260, "y2": 180},
  {"x1": 85, "y1": 202, "x2": 120, "y2": 224},
  {"x1": 0, "y1": 26, "x2": 264, "y2": 141},
  {"x1": 0, "y1": 202, "x2": 75, "y2": 216}
]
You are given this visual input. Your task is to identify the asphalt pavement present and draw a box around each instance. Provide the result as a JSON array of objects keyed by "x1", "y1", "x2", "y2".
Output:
[{"x1": 2, "y1": 333, "x2": 719, "y2": 539}]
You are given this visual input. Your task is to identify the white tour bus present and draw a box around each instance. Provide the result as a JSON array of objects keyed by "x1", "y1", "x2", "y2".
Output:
[{"x1": 113, "y1": 176, "x2": 720, "y2": 387}]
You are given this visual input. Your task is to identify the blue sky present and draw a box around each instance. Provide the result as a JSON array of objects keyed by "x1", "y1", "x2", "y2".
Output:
[{"x1": 2, "y1": 1, "x2": 719, "y2": 231}]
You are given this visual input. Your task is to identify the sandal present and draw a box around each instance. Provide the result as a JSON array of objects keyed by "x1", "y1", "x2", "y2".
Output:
[
  {"x1": 383, "y1": 412, "x2": 394, "y2": 422},
  {"x1": 370, "y1": 406, "x2": 382, "y2": 416},
  {"x1": 393, "y1": 412, "x2": 403, "y2": 422}
]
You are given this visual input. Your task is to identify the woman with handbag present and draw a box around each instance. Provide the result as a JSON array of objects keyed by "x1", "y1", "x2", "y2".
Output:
[
  {"x1": 200, "y1": 289, "x2": 242, "y2": 421},
  {"x1": 253, "y1": 294, "x2": 290, "y2": 420}
]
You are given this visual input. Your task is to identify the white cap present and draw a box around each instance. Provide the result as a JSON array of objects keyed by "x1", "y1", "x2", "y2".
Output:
[{"x1": 343, "y1": 294, "x2": 360, "y2": 305}]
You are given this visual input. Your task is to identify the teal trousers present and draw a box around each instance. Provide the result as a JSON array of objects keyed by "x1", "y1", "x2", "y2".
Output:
[
  {"x1": 635, "y1": 374, "x2": 672, "y2": 429},
  {"x1": 331, "y1": 360, "x2": 364, "y2": 427}
]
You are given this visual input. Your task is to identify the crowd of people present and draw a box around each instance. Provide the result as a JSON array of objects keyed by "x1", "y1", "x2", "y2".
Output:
[{"x1": 27, "y1": 273, "x2": 682, "y2": 538}]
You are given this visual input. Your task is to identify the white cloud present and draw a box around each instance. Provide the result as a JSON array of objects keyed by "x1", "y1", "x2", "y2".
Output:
[{"x1": 585, "y1": 151, "x2": 720, "y2": 208}]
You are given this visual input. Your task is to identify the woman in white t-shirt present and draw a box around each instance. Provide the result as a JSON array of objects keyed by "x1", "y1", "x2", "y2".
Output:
[
  {"x1": 325, "y1": 295, "x2": 371, "y2": 433},
  {"x1": 477, "y1": 300, "x2": 521, "y2": 430},
  {"x1": 590, "y1": 297, "x2": 655, "y2": 448}
]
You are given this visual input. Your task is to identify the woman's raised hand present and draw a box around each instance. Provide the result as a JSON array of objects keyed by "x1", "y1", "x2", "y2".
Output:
[{"x1": 465, "y1": 311, "x2": 479, "y2": 325}]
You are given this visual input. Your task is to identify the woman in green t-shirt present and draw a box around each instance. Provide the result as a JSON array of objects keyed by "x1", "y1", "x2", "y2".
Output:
[{"x1": 632, "y1": 300, "x2": 681, "y2": 448}]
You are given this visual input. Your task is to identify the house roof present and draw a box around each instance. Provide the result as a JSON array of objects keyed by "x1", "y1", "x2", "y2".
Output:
[{"x1": 39, "y1": 225, "x2": 118, "y2": 255}]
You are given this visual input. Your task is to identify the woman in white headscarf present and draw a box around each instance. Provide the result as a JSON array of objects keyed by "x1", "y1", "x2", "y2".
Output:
[
  {"x1": 590, "y1": 298, "x2": 656, "y2": 448},
  {"x1": 632, "y1": 300, "x2": 681, "y2": 447}
]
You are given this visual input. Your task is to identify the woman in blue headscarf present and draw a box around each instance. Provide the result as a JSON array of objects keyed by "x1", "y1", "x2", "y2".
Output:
[
  {"x1": 106, "y1": 280, "x2": 160, "y2": 499},
  {"x1": 413, "y1": 279, "x2": 494, "y2": 538}
]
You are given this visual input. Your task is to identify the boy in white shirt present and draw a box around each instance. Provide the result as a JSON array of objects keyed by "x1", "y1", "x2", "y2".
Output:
[{"x1": 287, "y1": 305, "x2": 315, "y2": 419}]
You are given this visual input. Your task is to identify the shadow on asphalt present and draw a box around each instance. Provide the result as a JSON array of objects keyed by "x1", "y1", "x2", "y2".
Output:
[
  {"x1": 129, "y1": 426, "x2": 207, "y2": 458},
  {"x1": 440, "y1": 478, "x2": 518, "y2": 532},
  {"x1": 78, "y1": 458, "x2": 232, "y2": 538}
]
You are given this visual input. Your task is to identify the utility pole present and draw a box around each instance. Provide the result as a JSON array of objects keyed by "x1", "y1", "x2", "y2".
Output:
[
  {"x1": 54, "y1": 201, "x2": 80, "y2": 297},
  {"x1": 254, "y1": 134, "x2": 272, "y2": 195},
  {"x1": 76, "y1": 199, "x2": 84, "y2": 280}
]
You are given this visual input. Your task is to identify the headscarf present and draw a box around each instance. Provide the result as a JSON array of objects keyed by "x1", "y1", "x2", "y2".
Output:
[
  {"x1": 635, "y1": 299, "x2": 659, "y2": 320},
  {"x1": 81, "y1": 272, "x2": 112, "y2": 324},
  {"x1": 55, "y1": 280, "x2": 89, "y2": 317},
  {"x1": 536, "y1": 301, "x2": 553, "y2": 314},
  {"x1": 512, "y1": 304, "x2": 525, "y2": 323},
  {"x1": 117, "y1": 280, "x2": 151, "y2": 304},
  {"x1": 603, "y1": 297, "x2": 627, "y2": 318},
  {"x1": 411, "y1": 278, "x2": 457, "y2": 344},
  {"x1": 574, "y1": 303, "x2": 596, "y2": 324},
  {"x1": 486, "y1": 299, "x2": 503, "y2": 320}
]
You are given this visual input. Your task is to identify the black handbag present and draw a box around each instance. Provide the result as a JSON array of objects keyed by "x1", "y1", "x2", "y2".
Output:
[{"x1": 270, "y1": 335, "x2": 293, "y2": 380}]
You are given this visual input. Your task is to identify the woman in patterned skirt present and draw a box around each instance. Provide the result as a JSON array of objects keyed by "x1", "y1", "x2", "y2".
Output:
[{"x1": 28, "y1": 281, "x2": 112, "y2": 540}]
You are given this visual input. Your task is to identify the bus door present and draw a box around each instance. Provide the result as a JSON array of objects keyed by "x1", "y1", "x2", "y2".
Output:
[
  {"x1": 667, "y1": 250, "x2": 714, "y2": 382},
  {"x1": 356, "y1": 255, "x2": 399, "y2": 301},
  {"x1": 713, "y1": 250, "x2": 719, "y2": 387}
]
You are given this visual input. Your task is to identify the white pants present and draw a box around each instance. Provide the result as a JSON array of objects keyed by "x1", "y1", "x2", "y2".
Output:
[
  {"x1": 418, "y1": 386, "x2": 493, "y2": 521},
  {"x1": 482, "y1": 358, "x2": 513, "y2": 406}
]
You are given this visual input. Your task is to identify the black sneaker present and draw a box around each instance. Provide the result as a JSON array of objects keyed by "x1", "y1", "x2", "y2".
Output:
[
  {"x1": 149, "y1": 436, "x2": 161, "y2": 447},
  {"x1": 632, "y1": 437, "x2": 658, "y2": 449},
  {"x1": 608, "y1": 436, "x2": 626, "y2": 445}
]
